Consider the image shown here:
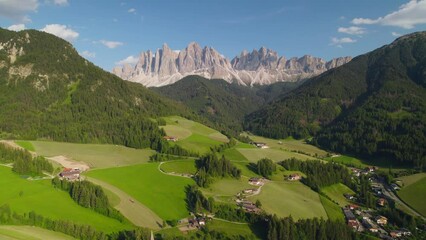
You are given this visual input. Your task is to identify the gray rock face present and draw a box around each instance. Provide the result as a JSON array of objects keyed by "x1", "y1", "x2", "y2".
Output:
[{"x1": 113, "y1": 43, "x2": 351, "y2": 87}]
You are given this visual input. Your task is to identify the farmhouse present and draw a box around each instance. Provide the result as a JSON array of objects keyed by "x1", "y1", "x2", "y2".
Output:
[
  {"x1": 377, "y1": 198, "x2": 386, "y2": 207},
  {"x1": 59, "y1": 168, "x2": 81, "y2": 181},
  {"x1": 344, "y1": 193, "x2": 355, "y2": 200},
  {"x1": 243, "y1": 189, "x2": 256, "y2": 194},
  {"x1": 347, "y1": 204, "x2": 359, "y2": 210},
  {"x1": 163, "y1": 136, "x2": 178, "y2": 142},
  {"x1": 287, "y1": 173, "x2": 301, "y2": 181},
  {"x1": 252, "y1": 142, "x2": 269, "y2": 149},
  {"x1": 248, "y1": 177, "x2": 264, "y2": 186},
  {"x1": 343, "y1": 209, "x2": 356, "y2": 221},
  {"x1": 375, "y1": 216, "x2": 388, "y2": 225}
]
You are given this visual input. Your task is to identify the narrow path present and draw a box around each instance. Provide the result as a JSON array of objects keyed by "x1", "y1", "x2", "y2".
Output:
[
  {"x1": 212, "y1": 217, "x2": 248, "y2": 225},
  {"x1": 85, "y1": 176, "x2": 163, "y2": 230}
]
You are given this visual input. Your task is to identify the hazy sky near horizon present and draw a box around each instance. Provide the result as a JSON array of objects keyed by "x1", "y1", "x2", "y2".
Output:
[{"x1": 1, "y1": 0, "x2": 426, "y2": 70}]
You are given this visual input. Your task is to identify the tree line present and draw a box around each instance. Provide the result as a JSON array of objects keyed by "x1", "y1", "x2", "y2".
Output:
[
  {"x1": 0, "y1": 143, "x2": 53, "y2": 176},
  {"x1": 195, "y1": 153, "x2": 241, "y2": 187},
  {"x1": 52, "y1": 178, "x2": 124, "y2": 222},
  {"x1": 279, "y1": 158, "x2": 354, "y2": 191}
]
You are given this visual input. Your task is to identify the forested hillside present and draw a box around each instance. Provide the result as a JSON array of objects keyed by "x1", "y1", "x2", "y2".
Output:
[
  {"x1": 0, "y1": 28, "x2": 192, "y2": 150},
  {"x1": 153, "y1": 75, "x2": 300, "y2": 135},
  {"x1": 245, "y1": 32, "x2": 426, "y2": 168}
]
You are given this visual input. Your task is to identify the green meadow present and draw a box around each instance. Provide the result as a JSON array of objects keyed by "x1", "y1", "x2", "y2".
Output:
[
  {"x1": 0, "y1": 166, "x2": 130, "y2": 233},
  {"x1": 397, "y1": 174, "x2": 426, "y2": 217},
  {"x1": 160, "y1": 160, "x2": 197, "y2": 174},
  {"x1": 208, "y1": 220, "x2": 260, "y2": 239},
  {"x1": 202, "y1": 177, "x2": 255, "y2": 203},
  {"x1": 14, "y1": 141, "x2": 35, "y2": 152},
  {"x1": 321, "y1": 183, "x2": 355, "y2": 207},
  {"x1": 245, "y1": 134, "x2": 327, "y2": 157},
  {"x1": 86, "y1": 163, "x2": 194, "y2": 221},
  {"x1": 29, "y1": 141, "x2": 154, "y2": 169},
  {"x1": 161, "y1": 116, "x2": 228, "y2": 154},
  {"x1": 237, "y1": 148, "x2": 315, "y2": 163},
  {"x1": 319, "y1": 195, "x2": 344, "y2": 221},
  {"x1": 0, "y1": 225, "x2": 76, "y2": 240},
  {"x1": 250, "y1": 181, "x2": 327, "y2": 220}
]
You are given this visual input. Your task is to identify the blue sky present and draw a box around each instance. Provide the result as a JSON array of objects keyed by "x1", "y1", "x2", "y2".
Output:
[{"x1": 1, "y1": 0, "x2": 426, "y2": 70}]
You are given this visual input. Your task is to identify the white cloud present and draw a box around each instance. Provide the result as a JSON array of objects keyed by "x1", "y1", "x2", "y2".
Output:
[
  {"x1": 80, "y1": 50, "x2": 96, "y2": 59},
  {"x1": 392, "y1": 32, "x2": 402, "y2": 37},
  {"x1": 7, "y1": 24, "x2": 26, "y2": 31},
  {"x1": 330, "y1": 37, "x2": 357, "y2": 48},
  {"x1": 128, "y1": 8, "x2": 136, "y2": 13},
  {"x1": 40, "y1": 24, "x2": 79, "y2": 42},
  {"x1": 352, "y1": 0, "x2": 426, "y2": 29},
  {"x1": 52, "y1": 0, "x2": 68, "y2": 6},
  {"x1": 99, "y1": 40, "x2": 123, "y2": 49},
  {"x1": 338, "y1": 26, "x2": 366, "y2": 35},
  {"x1": 116, "y1": 55, "x2": 138, "y2": 65},
  {"x1": 0, "y1": 0, "x2": 38, "y2": 22}
]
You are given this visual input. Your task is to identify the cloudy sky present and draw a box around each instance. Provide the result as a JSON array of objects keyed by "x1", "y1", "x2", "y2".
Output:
[{"x1": 1, "y1": 0, "x2": 426, "y2": 70}]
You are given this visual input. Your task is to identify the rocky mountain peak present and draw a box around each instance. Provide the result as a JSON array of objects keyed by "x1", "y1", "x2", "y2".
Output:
[{"x1": 113, "y1": 42, "x2": 352, "y2": 87}]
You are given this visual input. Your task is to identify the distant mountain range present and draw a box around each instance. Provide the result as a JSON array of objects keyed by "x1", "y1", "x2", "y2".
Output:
[{"x1": 112, "y1": 42, "x2": 351, "y2": 87}]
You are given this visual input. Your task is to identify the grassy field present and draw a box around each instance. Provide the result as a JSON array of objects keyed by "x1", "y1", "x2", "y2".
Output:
[
  {"x1": 208, "y1": 220, "x2": 260, "y2": 239},
  {"x1": 321, "y1": 183, "x2": 355, "y2": 207},
  {"x1": 14, "y1": 141, "x2": 35, "y2": 151},
  {"x1": 86, "y1": 163, "x2": 194, "y2": 221},
  {"x1": 396, "y1": 173, "x2": 426, "y2": 187},
  {"x1": 251, "y1": 181, "x2": 327, "y2": 220},
  {"x1": 160, "y1": 160, "x2": 197, "y2": 174},
  {"x1": 161, "y1": 116, "x2": 228, "y2": 154},
  {"x1": 0, "y1": 225, "x2": 76, "y2": 240},
  {"x1": 86, "y1": 177, "x2": 163, "y2": 229},
  {"x1": 325, "y1": 155, "x2": 366, "y2": 168},
  {"x1": 0, "y1": 166, "x2": 130, "y2": 233},
  {"x1": 397, "y1": 174, "x2": 426, "y2": 217},
  {"x1": 237, "y1": 148, "x2": 315, "y2": 163},
  {"x1": 245, "y1": 134, "x2": 327, "y2": 157},
  {"x1": 202, "y1": 177, "x2": 255, "y2": 203},
  {"x1": 29, "y1": 141, "x2": 154, "y2": 169},
  {"x1": 320, "y1": 195, "x2": 344, "y2": 221}
]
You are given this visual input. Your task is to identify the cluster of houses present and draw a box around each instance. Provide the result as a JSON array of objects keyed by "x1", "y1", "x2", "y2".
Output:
[
  {"x1": 59, "y1": 168, "x2": 81, "y2": 181},
  {"x1": 343, "y1": 166, "x2": 414, "y2": 239},
  {"x1": 350, "y1": 166, "x2": 377, "y2": 177},
  {"x1": 178, "y1": 214, "x2": 212, "y2": 232},
  {"x1": 236, "y1": 199, "x2": 262, "y2": 214},
  {"x1": 163, "y1": 136, "x2": 178, "y2": 142}
]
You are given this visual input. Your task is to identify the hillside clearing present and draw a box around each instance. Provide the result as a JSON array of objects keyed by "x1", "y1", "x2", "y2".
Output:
[
  {"x1": 0, "y1": 166, "x2": 130, "y2": 233},
  {"x1": 161, "y1": 116, "x2": 228, "y2": 154},
  {"x1": 397, "y1": 175, "x2": 426, "y2": 217},
  {"x1": 250, "y1": 181, "x2": 327, "y2": 220},
  {"x1": 160, "y1": 160, "x2": 197, "y2": 174},
  {"x1": 321, "y1": 183, "x2": 355, "y2": 207},
  {"x1": 30, "y1": 141, "x2": 154, "y2": 169},
  {"x1": 86, "y1": 163, "x2": 194, "y2": 221},
  {"x1": 85, "y1": 177, "x2": 163, "y2": 229}
]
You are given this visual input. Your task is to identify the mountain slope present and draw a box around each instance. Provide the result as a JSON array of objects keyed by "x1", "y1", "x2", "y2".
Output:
[
  {"x1": 245, "y1": 32, "x2": 426, "y2": 168},
  {"x1": 112, "y1": 42, "x2": 351, "y2": 87},
  {"x1": 0, "y1": 28, "x2": 191, "y2": 150},
  {"x1": 152, "y1": 75, "x2": 265, "y2": 133}
]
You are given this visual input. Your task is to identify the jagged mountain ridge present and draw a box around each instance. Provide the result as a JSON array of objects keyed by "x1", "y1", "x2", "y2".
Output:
[{"x1": 113, "y1": 42, "x2": 352, "y2": 87}]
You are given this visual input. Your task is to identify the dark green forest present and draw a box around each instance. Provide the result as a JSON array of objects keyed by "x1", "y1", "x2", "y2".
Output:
[
  {"x1": 246, "y1": 32, "x2": 426, "y2": 169},
  {"x1": 0, "y1": 28, "x2": 194, "y2": 153}
]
